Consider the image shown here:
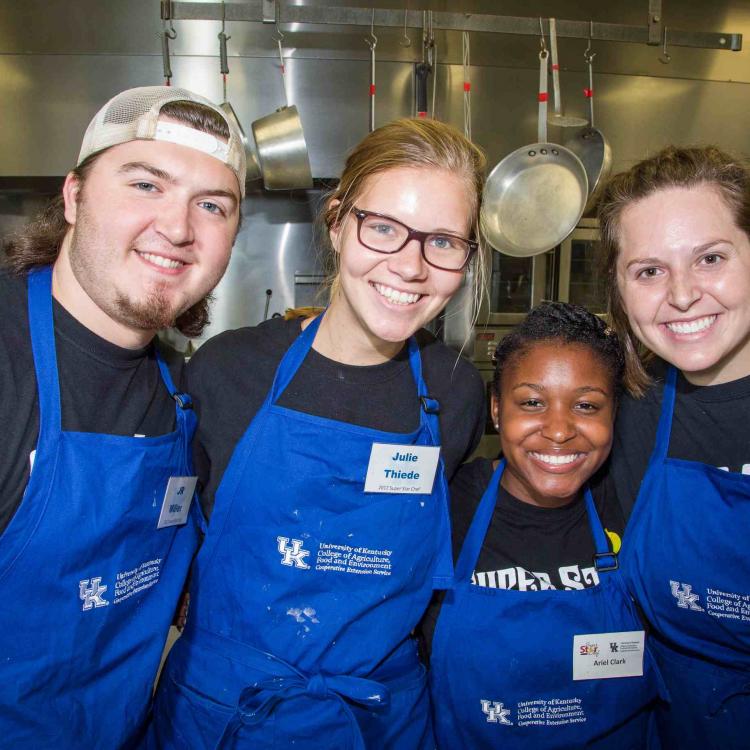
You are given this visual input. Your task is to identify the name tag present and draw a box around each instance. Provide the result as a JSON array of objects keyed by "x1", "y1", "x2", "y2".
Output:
[
  {"x1": 157, "y1": 476, "x2": 197, "y2": 528},
  {"x1": 363, "y1": 443, "x2": 441, "y2": 495},
  {"x1": 573, "y1": 630, "x2": 645, "y2": 681}
]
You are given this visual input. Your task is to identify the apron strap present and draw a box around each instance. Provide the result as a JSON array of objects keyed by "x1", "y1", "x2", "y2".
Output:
[
  {"x1": 269, "y1": 313, "x2": 324, "y2": 402},
  {"x1": 153, "y1": 341, "x2": 198, "y2": 445},
  {"x1": 27, "y1": 266, "x2": 62, "y2": 435},
  {"x1": 154, "y1": 342, "x2": 193, "y2": 410},
  {"x1": 268, "y1": 313, "x2": 441, "y2": 441},
  {"x1": 455, "y1": 461, "x2": 618, "y2": 581},
  {"x1": 584, "y1": 488, "x2": 618, "y2": 573},
  {"x1": 454, "y1": 459, "x2": 505, "y2": 582},
  {"x1": 185, "y1": 625, "x2": 388, "y2": 750},
  {"x1": 27, "y1": 265, "x2": 195, "y2": 428},
  {"x1": 214, "y1": 670, "x2": 386, "y2": 750},
  {"x1": 652, "y1": 365, "x2": 678, "y2": 463}
]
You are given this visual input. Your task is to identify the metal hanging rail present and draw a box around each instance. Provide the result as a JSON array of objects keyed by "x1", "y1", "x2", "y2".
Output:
[{"x1": 161, "y1": 0, "x2": 742, "y2": 52}]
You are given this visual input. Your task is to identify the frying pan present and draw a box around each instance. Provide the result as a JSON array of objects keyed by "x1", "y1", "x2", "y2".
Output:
[
  {"x1": 481, "y1": 50, "x2": 588, "y2": 257},
  {"x1": 564, "y1": 50, "x2": 612, "y2": 210}
]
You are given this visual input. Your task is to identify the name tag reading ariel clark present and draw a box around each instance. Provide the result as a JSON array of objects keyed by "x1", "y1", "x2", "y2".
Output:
[
  {"x1": 573, "y1": 630, "x2": 645, "y2": 681},
  {"x1": 157, "y1": 476, "x2": 197, "y2": 528},
  {"x1": 364, "y1": 443, "x2": 441, "y2": 494}
]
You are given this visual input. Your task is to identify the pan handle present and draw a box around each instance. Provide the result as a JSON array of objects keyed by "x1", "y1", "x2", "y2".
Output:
[
  {"x1": 586, "y1": 56, "x2": 595, "y2": 128},
  {"x1": 415, "y1": 62, "x2": 430, "y2": 118},
  {"x1": 538, "y1": 50, "x2": 548, "y2": 143},
  {"x1": 549, "y1": 18, "x2": 562, "y2": 116}
]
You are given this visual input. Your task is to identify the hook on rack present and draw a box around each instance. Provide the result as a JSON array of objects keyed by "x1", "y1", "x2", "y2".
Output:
[
  {"x1": 161, "y1": 0, "x2": 176, "y2": 39},
  {"x1": 273, "y1": 0, "x2": 284, "y2": 43},
  {"x1": 584, "y1": 20, "x2": 595, "y2": 63},
  {"x1": 538, "y1": 17, "x2": 547, "y2": 54},
  {"x1": 400, "y1": 6, "x2": 411, "y2": 48},
  {"x1": 220, "y1": 0, "x2": 229, "y2": 37},
  {"x1": 365, "y1": 8, "x2": 377, "y2": 50},
  {"x1": 659, "y1": 26, "x2": 671, "y2": 64},
  {"x1": 162, "y1": 15, "x2": 177, "y2": 40}
]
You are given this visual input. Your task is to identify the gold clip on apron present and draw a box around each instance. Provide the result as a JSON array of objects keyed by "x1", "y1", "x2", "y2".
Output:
[
  {"x1": 430, "y1": 459, "x2": 664, "y2": 750},
  {"x1": 0, "y1": 267, "x2": 202, "y2": 749},
  {"x1": 622, "y1": 366, "x2": 750, "y2": 749},
  {"x1": 150, "y1": 313, "x2": 454, "y2": 749}
]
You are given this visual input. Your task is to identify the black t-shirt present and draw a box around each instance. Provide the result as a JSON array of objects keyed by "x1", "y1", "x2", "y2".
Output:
[
  {"x1": 0, "y1": 269, "x2": 183, "y2": 535},
  {"x1": 183, "y1": 316, "x2": 486, "y2": 517},
  {"x1": 594, "y1": 359, "x2": 750, "y2": 520},
  {"x1": 420, "y1": 456, "x2": 625, "y2": 656}
]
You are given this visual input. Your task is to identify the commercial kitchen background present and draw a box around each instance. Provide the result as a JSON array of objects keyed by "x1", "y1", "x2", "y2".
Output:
[{"x1": 1, "y1": 0, "x2": 747, "y2": 367}]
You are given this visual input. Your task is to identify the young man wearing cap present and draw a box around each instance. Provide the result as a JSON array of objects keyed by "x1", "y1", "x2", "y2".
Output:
[{"x1": 0, "y1": 86, "x2": 246, "y2": 747}]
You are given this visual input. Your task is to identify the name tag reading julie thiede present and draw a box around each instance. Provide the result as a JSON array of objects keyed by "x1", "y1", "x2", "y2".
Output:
[{"x1": 364, "y1": 443, "x2": 441, "y2": 495}]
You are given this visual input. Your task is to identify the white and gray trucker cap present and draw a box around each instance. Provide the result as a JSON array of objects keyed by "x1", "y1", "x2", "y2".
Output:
[{"x1": 77, "y1": 86, "x2": 247, "y2": 196}]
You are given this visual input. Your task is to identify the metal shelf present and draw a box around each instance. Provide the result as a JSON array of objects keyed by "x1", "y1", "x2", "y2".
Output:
[{"x1": 162, "y1": 1, "x2": 742, "y2": 52}]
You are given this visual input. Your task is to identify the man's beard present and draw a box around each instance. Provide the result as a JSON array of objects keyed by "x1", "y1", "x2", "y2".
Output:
[{"x1": 113, "y1": 286, "x2": 177, "y2": 332}]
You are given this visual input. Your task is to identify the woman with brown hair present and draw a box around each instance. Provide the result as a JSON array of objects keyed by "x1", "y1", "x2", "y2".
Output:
[
  {"x1": 148, "y1": 118, "x2": 487, "y2": 749},
  {"x1": 597, "y1": 145, "x2": 750, "y2": 749}
]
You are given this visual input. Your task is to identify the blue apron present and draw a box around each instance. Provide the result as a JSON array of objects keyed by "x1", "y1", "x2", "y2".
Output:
[
  {"x1": 430, "y1": 459, "x2": 664, "y2": 749},
  {"x1": 0, "y1": 266, "x2": 202, "y2": 749},
  {"x1": 621, "y1": 366, "x2": 750, "y2": 749},
  {"x1": 150, "y1": 313, "x2": 453, "y2": 749}
]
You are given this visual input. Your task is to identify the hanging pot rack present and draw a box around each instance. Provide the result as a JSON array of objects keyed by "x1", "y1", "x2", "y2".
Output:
[{"x1": 160, "y1": 0, "x2": 741, "y2": 53}]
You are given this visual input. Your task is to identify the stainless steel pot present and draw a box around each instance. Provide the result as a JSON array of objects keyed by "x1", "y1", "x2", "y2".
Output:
[
  {"x1": 251, "y1": 105, "x2": 313, "y2": 190},
  {"x1": 251, "y1": 32, "x2": 312, "y2": 191},
  {"x1": 563, "y1": 50, "x2": 612, "y2": 210},
  {"x1": 481, "y1": 50, "x2": 588, "y2": 257}
]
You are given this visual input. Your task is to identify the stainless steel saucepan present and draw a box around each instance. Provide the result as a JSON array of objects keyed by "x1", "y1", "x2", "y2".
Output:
[
  {"x1": 481, "y1": 49, "x2": 588, "y2": 257},
  {"x1": 251, "y1": 27, "x2": 313, "y2": 190}
]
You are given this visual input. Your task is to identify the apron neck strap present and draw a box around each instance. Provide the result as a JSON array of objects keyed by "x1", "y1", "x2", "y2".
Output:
[
  {"x1": 584, "y1": 488, "x2": 618, "y2": 573},
  {"x1": 269, "y1": 314, "x2": 437, "y2": 433},
  {"x1": 455, "y1": 460, "x2": 617, "y2": 581},
  {"x1": 154, "y1": 342, "x2": 194, "y2": 413},
  {"x1": 454, "y1": 459, "x2": 505, "y2": 581},
  {"x1": 652, "y1": 366, "x2": 678, "y2": 462},
  {"x1": 27, "y1": 266, "x2": 189, "y2": 432},
  {"x1": 27, "y1": 266, "x2": 62, "y2": 432}
]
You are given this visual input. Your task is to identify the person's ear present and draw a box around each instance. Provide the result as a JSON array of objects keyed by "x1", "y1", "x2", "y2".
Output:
[
  {"x1": 62, "y1": 172, "x2": 82, "y2": 225},
  {"x1": 328, "y1": 199, "x2": 343, "y2": 253},
  {"x1": 490, "y1": 393, "x2": 500, "y2": 432}
]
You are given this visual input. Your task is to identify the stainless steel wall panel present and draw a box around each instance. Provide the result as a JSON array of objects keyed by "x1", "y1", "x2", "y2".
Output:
[{"x1": 191, "y1": 187, "x2": 327, "y2": 346}]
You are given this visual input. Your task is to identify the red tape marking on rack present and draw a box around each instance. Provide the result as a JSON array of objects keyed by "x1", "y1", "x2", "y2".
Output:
[
  {"x1": 538, "y1": 92, "x2": 549, "y2": 102},
  {"x1": 584, "y1": 88, "x2": 593, "y2": 97},
  {"x1": 370, "y1": 84, "x2": 376, "y2": 95},
  {"x1": 463, "y1": 82, "x2": 471, "y2": 92},
  {"x1": 551, "y1": 64, "x2": 560, "y2": 71},
  {"x1": 417, "y1": 111, "x2": 427, "y2": 118}
]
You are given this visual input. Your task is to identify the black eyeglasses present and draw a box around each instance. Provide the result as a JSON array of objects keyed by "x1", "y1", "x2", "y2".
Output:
[{"x1": 350, "y1": 207, "x2": 477, "y2": 272}]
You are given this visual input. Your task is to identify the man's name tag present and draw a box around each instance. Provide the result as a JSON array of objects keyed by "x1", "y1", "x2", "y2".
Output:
[
  {"x1": 157, "y1": 476, "x2": 197, "y2": 528},
  {"x1": 364, "y1": 443, "x2": 440, "y2": 495},
  {"x1": 573, "y1": 630, "x2": 645, "y2": 681}
]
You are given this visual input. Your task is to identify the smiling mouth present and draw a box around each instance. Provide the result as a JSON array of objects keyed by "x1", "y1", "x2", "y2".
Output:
[
  {"x1": 529, "y1": 452, "x2": 585, "y2": 467},
  {"x1": 373, "y1": 282, "x2": 423, "y2": 306},
  {"x1": 137, "y1": 251, "x2": 186, "y2": 270},
  {"x1": 665, "y1": 315, "x2": 716, "y2": 335}
]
